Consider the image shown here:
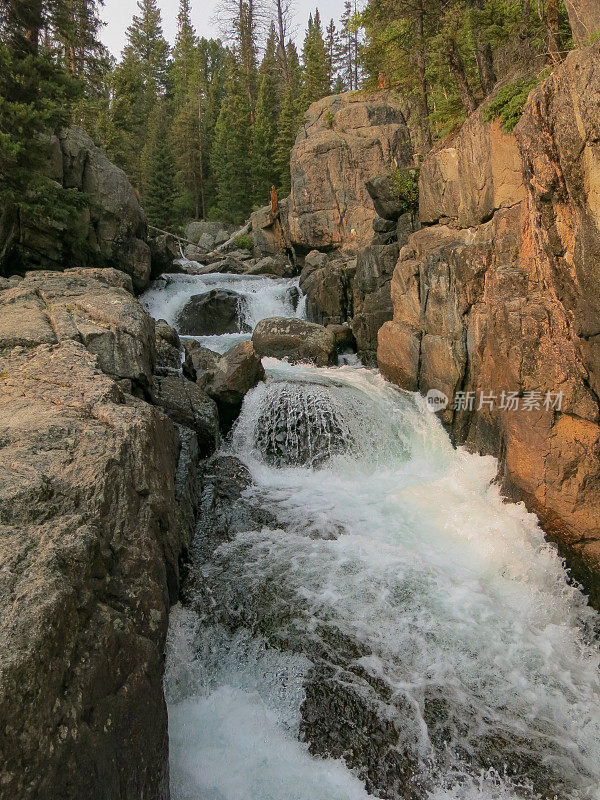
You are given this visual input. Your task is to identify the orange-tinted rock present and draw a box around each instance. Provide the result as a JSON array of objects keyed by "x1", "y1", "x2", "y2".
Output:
[
  {"x1": 285, "y1": 91, "x2": 413, "y2": 251},
  {"x1": 379, "y1": 42, "x2": 600, "y2": 606}
]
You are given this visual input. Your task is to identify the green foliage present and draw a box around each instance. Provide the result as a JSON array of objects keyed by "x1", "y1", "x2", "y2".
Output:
[
  {"x1": 276, "y1": 42, "x2": 304, "y2": 196},
  {"x1": 483, "y1": 71, "x2": 550, "y2": 132},
  {"x1": 302, "y1": 10, "x2": 330, "y2": 107},
  {"x1": 233, "y1": 233, "x2": 254, "y2": 251},
  {"x1": 142, "y1": 101, "x2": 176, "y2": 229},
  {"x1": 391, "y1": 167, "x2": 420, "y2": 214},
  {"x1": 252, "y1": 25, "x2": 281, "y2": 206},
  {"x1": 210, "y1": 64, "x2": 253, "y2": 223}
]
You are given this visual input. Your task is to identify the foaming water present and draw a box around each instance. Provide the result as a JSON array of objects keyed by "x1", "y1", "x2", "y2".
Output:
[
  {"x1": 140, "y1": 272, "x2": 301, "y2": 352},
  {"x1": 166, "y1": 359, "x2": 600, "y2": 800}
]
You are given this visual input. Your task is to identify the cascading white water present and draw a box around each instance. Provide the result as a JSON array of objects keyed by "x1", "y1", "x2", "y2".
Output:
[
  {"x1": 140, "y1": 272, "x2": 303, "y2": 353},
  {"x1": 166, "y1": 359, "x2": 600, "y2": 800}
]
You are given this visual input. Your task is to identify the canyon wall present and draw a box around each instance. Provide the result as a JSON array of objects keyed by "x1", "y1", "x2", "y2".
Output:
[
  {"x1": 378, "y1": 41, "x2": 600, "y2": 606},
  {"x1": 0, "y1": 268, "x2": 218, "y2": 798}
]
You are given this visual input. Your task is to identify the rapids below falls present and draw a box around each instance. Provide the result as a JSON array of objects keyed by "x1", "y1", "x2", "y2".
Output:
[{"x1": 141, "y1": 268, "x2": 600, "y2": 800}]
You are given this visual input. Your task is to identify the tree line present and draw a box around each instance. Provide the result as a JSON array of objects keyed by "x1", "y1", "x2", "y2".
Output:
[
  {"x1": 88, "y1": 0, "x2": 365, "y2": 229},
  {"x1": 0, "y1": 0, "x2": 578, "y2": 243}
]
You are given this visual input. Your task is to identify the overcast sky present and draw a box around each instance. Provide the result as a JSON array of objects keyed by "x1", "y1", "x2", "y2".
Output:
[{"x1": 100, "y1": 0, "x2": 351, "y2": 60}]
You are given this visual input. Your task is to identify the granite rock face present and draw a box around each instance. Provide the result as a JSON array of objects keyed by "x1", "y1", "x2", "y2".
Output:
[
  {"x1": 0, "y1": 340, "x2": 186, "y2": 799},
  {"x1": 285, "y1": 91, "x2": 414, "y2": 251},
  {"x1": 0, "y1": 268, "x2": 155, "y2": 389},
  {"x1": 0, "y1": 266, "x2": 212, "y2": 798},
  {"x1": 565, "y1": 0, "x2": 600, "y2": 46},
  {"x1": 378, "y1": 42, "x2": 600, "y2": 606},
  {"x1": 1, "y1": 127, "x2": 151, "y2": 290}
]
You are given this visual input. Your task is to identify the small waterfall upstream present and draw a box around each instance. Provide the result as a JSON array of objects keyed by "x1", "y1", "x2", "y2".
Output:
[{"x1": 142, "y1": 269, "x2": 600, "y2": 800}]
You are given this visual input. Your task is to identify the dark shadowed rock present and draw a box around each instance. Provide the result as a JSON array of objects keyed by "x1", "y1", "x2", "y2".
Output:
[
  {"x1": 244, "y1": 255, "x2": 294, "y2": 277},
  {"x1": 183, "y1": 339, "x2": 220, "y2": 379},
  {"x1": 154, "y1": 320, "x2": 182, "y2": 376},
  {"x1": 205, "y1": 341, "x2": 265, "y2": 431},
  {"x1": 252, "y1": 317, "x2": 337, "y2": 366},
  {"x1": 152, "y1": 375, "x2": 219, "y2": 456},
  {"x1": 176, "y1": 289, "x2": 249, "y2": 336},
  {"x1": 366, "y1": 173, "x2": 405, "y2": 221},
  {"x1": 299, "y1": 251, "x2": 355, "y2": 326}
]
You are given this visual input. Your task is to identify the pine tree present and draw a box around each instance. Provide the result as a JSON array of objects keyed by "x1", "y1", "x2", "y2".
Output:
[
  {"x1": 302, "y1": 9, "x2": 330, "y2": 106},
  {"x1": 325, "y1": 18, "x2": 340, "y2": 90},
  {"x1": 252, "y1": 24, "x2": 281, "y2": 205},
  {"x1": 142, "y1": 100, "x2": 176, "y2": 229},
  {"x1": 275, "y1": 42, "x2": 303, "y2": 195},
  {"x1": 0, "y1": 0, "x2": 82, "y2": 271},
  {"x1": 210, "y1": 63, "x2": 253, "y2": 222},
  {"x1": 171, "y1": 0, "x2": 198, "y2": 106},
  {"x1": 124, "y1": 0, "x2": 170, "y2": 99}
]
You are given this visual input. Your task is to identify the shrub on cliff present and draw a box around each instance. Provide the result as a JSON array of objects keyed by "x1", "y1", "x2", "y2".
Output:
[
  {"x1": 483, "y1": 71, "x2": 551, "y2": 132},
  {"x1": 391, "y1": 168, "x2": 420, "y2": 215}
]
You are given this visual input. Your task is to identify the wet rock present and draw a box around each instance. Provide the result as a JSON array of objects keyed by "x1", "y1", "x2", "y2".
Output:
[
  {"x1": 352, "y1": 242, "x2": 401, "y2": 364},
  {"x1": 154, "y1": 320, "x2": 182, "y2": 376},
  {"x1": 299, "y1": 251, "x2": 355, "y2": 326},
  {"x1": 0, "y1": 340, "x2": 186, "y2": 800},
  {"x1": 176, "y1": 289, "x2": 249, "y2": 336},
  {"x1": 181, "y1": 456, "x2": 278, "y2": 594},
  {"x1": 151, "y1": 375, "x2": 219, "y2": 456},
  {"x1": 252, "y1": 317, "x2": 337, "y2": 367},
  {"x1": 253, "y1": 380, "x2": 352, "y2": 468},
  {"x1": 149, "y1": 233, "x2": 180, "y2": 277},
  {"x1": 327, "y1": 323, "x2": 356, "y2": 353},
  {"x1": 205, "y1": 341, "x2": 265, "y2": 431},
  {"x1": 183, "y1": 339, "x2": 220, "y2": 379}
]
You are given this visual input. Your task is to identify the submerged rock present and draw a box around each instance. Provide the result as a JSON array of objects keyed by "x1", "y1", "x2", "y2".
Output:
[
  {"x1": 176, "y1": 288, "x2": 249, "y2": 336},
  {"x1": 252, "y1": 317, "x2": 337, "y2": 367},
  {"x1": 252, "y1": 380, "x2": 352, "y2": 468}
]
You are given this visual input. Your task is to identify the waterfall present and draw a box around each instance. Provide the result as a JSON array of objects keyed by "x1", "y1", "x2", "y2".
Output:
[{"x1": 143, "y1": 266, "x2": 600, "y2": 800}]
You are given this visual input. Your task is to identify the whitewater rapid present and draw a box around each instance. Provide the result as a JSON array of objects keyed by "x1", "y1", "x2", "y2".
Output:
[
  {"x1": 143, "y1": 268, "x2": 600, "y2": 800},
  {"x1": 141, "y1": 271, "x2": 303, "y2": 354}
]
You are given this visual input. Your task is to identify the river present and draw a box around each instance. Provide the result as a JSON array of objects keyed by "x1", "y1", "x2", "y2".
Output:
[{"x1": 141, "y1": 267, "x2": 600, "y2": 800}]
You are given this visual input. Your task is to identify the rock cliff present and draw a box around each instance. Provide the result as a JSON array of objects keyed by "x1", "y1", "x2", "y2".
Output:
[
  {"x1": 0, "y1": 127, "x2": 151, "y2": 290},
  {"x1": 0, "y1": 268, "x2": 208, "y2": 798},
  {"x1": 284, "y1": 91, "x2": 414, "y2": 252},
  {"x1": 378, "y1": 41, "x2": 600, "y2": 606}
]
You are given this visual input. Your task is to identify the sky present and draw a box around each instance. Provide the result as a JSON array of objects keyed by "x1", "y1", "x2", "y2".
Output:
[{"x1": 99, "y1": 0, "x2": 351, "y2": 60}]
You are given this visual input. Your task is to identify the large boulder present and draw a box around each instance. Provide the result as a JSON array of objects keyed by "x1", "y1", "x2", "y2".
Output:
[
  {"x1": 151, "y1": 375, "x2": 219, "y2": 455},
  {"x1": 0, "y1": 339, "x2": 187, "y2": 799},
  {"x1": 184, "y1": 221, "x2": 229, "y2": 252},
  {"x1": 205, "y1": 341, "x2": 265, "y2": 430},
  {"x1": 176, "y1": 289, "x2": 248, "y2": 336},
  {"x1": 252, "y1": 317, "x2": 337, "y2": 367},
  {"x1": 284, "y1": 91, "x2": 413, "y2": 251},
  {"x1": 0, "y1": 268, "x2": 155, "y2": 388},
  {"x1": 299, "y1": 250, "x2": 355, "y2": 326},
  {"x1": 1, "y1": 127, "x2": 151, "y2": 290}
]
